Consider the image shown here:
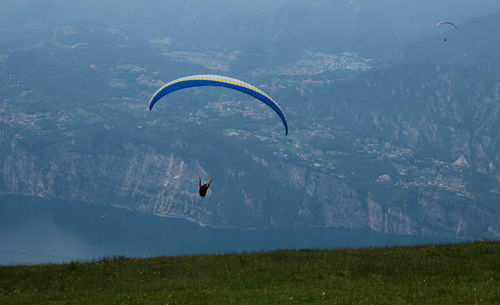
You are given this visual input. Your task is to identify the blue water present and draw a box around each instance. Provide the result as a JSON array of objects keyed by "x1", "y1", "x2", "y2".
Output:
[{"x1": 0, "y1": 195, "x2": 452, "y2": 265}]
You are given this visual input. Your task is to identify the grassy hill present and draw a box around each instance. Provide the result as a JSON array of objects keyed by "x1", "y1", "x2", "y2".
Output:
[{"x1": 0, "y1": 241, "x2": 498, "y2": 304}]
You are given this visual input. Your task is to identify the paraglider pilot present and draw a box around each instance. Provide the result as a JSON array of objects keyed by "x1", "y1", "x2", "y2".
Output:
[{"x1": 199, "y1": 178, "x2": 211, "y2": 197}]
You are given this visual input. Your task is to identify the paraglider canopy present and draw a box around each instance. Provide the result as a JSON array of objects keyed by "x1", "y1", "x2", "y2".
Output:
[
  {"x1": 434, "y1": 21, "x2": 457, "y2": 30},
  {"x1": 149, "y1": 74, "x2": 288, "y2": 136}
]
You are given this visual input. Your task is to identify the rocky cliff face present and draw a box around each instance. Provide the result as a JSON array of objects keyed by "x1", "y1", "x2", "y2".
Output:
[{"x1": 1, "y1": 123, "x2": 498, "y2": 239}]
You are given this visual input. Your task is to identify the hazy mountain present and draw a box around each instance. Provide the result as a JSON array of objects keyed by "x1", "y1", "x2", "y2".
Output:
[
  {"x1": 1, "y1": 13, "x2": 499, "y2": 240},
  {"x1": 2, "y1": 0, "x2": 500, "y2": 58}
]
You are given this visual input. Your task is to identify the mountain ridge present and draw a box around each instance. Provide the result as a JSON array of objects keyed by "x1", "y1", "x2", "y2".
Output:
[{"x1": 1, "y1": 15, "x2": 499, "y2": 239}]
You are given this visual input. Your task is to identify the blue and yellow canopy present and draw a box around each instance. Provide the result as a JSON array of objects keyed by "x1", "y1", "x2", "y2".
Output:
[{"x1": 149, "y1": 74, "x2": 288, "y2": 136}]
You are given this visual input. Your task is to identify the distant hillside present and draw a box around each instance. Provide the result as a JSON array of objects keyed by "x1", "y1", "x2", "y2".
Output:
[
  {"x1": 0, "y1": 241, "x2": 498, "y2": 304},
  {"x1": 1, "y1": 14, "x2": 500, "y2": 239},
  {"x1": 2, "y1": 0, "x2": 500, "y2": 58}
]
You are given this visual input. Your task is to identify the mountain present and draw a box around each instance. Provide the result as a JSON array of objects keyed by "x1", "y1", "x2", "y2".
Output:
[
  {"x1": 2, "y1": 0, "x2": 500, "y2": 58},
  {"x1": 1, "y1": 15, "x2": 499, "y2": 240}
]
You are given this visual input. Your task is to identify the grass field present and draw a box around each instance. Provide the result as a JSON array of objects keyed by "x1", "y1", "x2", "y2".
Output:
[{"x1": 0, "y1": 241, "x2": 498, "y2": 304}]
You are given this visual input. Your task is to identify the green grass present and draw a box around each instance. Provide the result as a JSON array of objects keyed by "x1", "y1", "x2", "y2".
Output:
[{"x1": 1, "y1": 241, "x2": 498, "y2": 304}]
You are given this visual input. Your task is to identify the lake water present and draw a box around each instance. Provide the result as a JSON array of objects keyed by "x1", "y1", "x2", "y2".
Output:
[{"x1": 0, "y1": 195, "x2": 452, "y2": 265}]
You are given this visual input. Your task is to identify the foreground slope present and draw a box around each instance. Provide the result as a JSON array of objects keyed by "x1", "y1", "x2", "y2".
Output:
[{"x1": 0, "y1": 241, "x2": 498, "y2": 304}]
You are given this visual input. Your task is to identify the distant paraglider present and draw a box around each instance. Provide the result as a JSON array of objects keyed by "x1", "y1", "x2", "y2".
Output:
[
  {"x1": 434, "y1": 21, "x2": 457, "y2": 42},
  {"x1": 149, "y1": 74, "x2": 288, "y2": 136}
]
